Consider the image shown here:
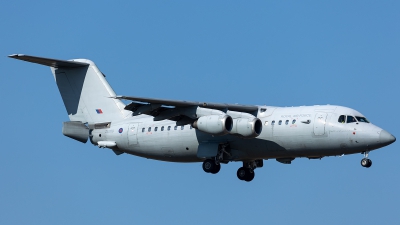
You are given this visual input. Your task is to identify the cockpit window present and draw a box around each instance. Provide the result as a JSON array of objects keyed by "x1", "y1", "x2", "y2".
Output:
[
  {"x1": 338, "y1": 115, "x2": 346, "y2": 123},
  {"x1": 356, "y1": 116, "x2": 370, "y2": 123},
  {"x1": 347, "y1": 116, "x2": 357, "y2": 123}
]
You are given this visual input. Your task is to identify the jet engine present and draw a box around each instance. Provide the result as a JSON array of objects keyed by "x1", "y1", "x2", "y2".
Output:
[
  {"x1": 192, "y1": 115, "x2": 233, "y2": 135},
  {"x1": 230, "y1": 117, "x2": 262, "y2": 138}
]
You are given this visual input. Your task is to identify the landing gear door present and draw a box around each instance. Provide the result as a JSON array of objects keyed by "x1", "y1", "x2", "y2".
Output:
[
  {"x1": 197, "y1": 143, "x2": 219, "y2": 158},
  {"x1": 128, "y1": 123, "x2": 139, "y2": 145},
  {"x1": 313, "y1": 113, "x2": 327, "y2": 135}
]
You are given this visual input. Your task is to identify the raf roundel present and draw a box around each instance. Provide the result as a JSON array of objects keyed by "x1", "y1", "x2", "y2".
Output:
[{"x1": 119, "y1": 128, "x2": 123, "y2": 133}]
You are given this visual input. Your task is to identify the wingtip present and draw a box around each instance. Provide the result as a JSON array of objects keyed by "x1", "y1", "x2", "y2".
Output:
[{"x1": 8, "y1": 54, "x2": 24, "y2": 58}]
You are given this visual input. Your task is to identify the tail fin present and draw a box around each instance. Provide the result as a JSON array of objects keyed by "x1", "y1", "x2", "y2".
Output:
[{"x1": 9, "y1": 54, "x2": 130, "y2": 124}]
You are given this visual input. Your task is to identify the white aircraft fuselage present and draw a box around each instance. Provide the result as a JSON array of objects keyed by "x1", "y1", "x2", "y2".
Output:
[{"x1": 91, "y1": 105, "x2": 393, "y2": 163}]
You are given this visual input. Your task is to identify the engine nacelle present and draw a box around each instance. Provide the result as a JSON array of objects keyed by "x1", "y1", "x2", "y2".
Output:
[
  {"x1": 230, "y1": 117, "x2": 262, "y2": 138},
  {"x1": 193, "y1": 115, "x2": 233, "y2": 135}
]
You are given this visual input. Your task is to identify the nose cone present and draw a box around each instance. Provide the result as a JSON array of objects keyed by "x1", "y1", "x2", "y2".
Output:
[{"x1": 379, "y1": 130, "x2": 396, "y2": 146}]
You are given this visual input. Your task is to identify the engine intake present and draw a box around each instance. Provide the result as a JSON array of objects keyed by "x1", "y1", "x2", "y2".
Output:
[
  {"x1": 230, "y1": 117, "x2": 262, "y2": 138},
  {"x1": 193, "y1": 115, "x2": 233, "y2": 135}
]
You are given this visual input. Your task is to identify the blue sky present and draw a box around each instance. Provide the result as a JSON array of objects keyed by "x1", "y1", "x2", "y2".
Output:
[{"x1": 1, "y1": 1, "x2": 399, "y2": 224}]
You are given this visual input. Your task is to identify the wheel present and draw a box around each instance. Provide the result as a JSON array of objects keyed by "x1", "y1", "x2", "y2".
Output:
[
  {"x1": 210, "y1": 163, "x2": 221, "y2": 174},
  {"x1": 244, "y1": 170, "x2": 255, "y2": 182},
  {"x1": 366, "y1": 159, "x2": 372, "y2": 168},
  {"x1": 361, "y1": 158, "x2": 368, "y2": 167},
  {"x1": 361, "y1": 158, "x2": 372, "y2": 168},
  {"x1": 237, "y1": 167, "x2": 247, "y2": 180},
  {"x1": 202, "y1": 159, "x2": 215, "y2": 173}
]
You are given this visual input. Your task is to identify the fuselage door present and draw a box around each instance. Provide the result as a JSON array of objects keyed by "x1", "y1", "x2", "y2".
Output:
[
  {"x1": 314, "y1": 113, "x2": 327, "y2": 135},
  {"x1": 128, "y1": 123, "x2": 139, "y2": 145}
]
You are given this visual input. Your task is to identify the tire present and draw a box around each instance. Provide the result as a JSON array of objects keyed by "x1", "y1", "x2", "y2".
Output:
[
  {"x1": 202, "y1": 159, "x2": 215, "y2": 173},
  {"x1": 244, "y1": 169, "x2": 255, "y2": 182},
  {"x1": 211, "y1": 163, "x2": 221, "y2": 174},
  {"x1": 366, "y1": 159, "x2": 372, "y2": 168},
  {"x1": 237, "y1": 167, "x2": 247, "y2": 180},
  {"x1": 361, "y1": 158, "x2": 368, "y2": 167}
]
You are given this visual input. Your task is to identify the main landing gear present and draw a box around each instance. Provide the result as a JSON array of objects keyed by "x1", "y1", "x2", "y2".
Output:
[
  {"x1": 202, "y1": 159, "x2": 221, "y2": 174},
  {"x1": 202, "y1": 144, "x2": 228, "y2": 174},
  {"x1": 237, "y1": 167, "x2": 254, "y2": 182},
  {"x1": 202, "y1": 159, "x2": 263, "y2": 182},
  {"x1": 361, "y1": 151, "x2": 372, "y2": 168},
  {"x1": 201, "y1": 143, "x2": 263, "y2": 182},
  {"x1": 237, "y1": 160, "x2": 263, "y2": 182}
]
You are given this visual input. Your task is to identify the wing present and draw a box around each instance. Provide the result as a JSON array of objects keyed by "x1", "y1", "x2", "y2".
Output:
[
  {"x1": 116, "y1": 95, "x2": 258, "y2": 112},
  {"x1": 115, "y1": 95, "x2": 260, "y2": 123}
]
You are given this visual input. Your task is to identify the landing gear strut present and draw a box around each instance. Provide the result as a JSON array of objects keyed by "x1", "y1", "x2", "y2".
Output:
[
  {"x1": 361, "y1": 151, "x2": 372, "y2": 168},
  {"x1": 201, "y1": 143, "x2": 230, "y2": 175}
]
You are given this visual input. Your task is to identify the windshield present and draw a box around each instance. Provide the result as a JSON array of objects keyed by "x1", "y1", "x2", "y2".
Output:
[
  {"x1": 347, "y1": 116, "x2": 357, "y2": 123},
  {"x1": 355, "y1": 116, "x2": 370, "y2": 123}
]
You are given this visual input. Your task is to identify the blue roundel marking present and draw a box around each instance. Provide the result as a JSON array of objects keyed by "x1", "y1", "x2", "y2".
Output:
[{"x1": 119, "y1": 128, "x2": 123, "y2": 133}]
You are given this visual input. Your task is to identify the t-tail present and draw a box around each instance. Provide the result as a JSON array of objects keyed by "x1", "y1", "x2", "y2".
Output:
[{"x1": 9, "y1": 54, "x2": 131, "y2": 142}]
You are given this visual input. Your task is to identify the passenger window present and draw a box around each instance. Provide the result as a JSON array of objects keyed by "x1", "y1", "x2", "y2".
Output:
[
  {"x1": 272, "y1": 120, "x2": 275, "y2": 125},
  {"x1": 347, "y1": 116, "x2": 357, "y2": 123},
  {"x1": 292, "y1": 119, "x2": 296, "y2": 124},
  {"x1": 168, "y1": 126, "x2": 171, "y2": 131},
  {"x1": 285, "y1": 120, "x2": 289, "y2": 125},
  {"x1": 278, "y1": 120, "x2": 282, "y2": 125},
  {"x1": 161, "y1": 126, "x2": 164, "y2": 131},
  {"x1": 174, "y1": 126, "x2": 177, "y2": 130},
  {"x1": 142, "y1": 128, "x2": 145, "y2": 132},
  {"x1": 155, "y1": 127, "x2": 158, "y2": 131},
  {"x1": 181, "y1": 126, "x2": 184, "y2": 130},
  {"x1": 338, "y1": 115, "x2": 346, "y2": 123},
  {"x1": 148, "y1": 127, "x2": 151, "y2": 132}
]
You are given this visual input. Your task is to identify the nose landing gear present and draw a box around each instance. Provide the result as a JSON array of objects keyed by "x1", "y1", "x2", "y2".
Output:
[{"x1": 361, "y1": 151, "x2": 372, "y2": 168}]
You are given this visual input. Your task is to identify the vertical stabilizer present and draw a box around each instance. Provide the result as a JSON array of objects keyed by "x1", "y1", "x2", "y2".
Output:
[
  {"x1": 9, "y1": 54, "x2": 130, "y2": 124},
  {"x1": 51, "y1": 59, "x2": 129, "y2": 123}
]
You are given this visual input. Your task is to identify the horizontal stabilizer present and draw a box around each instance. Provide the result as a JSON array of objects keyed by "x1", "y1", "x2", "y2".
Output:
[
  {"x1": 62, "y1": 121, "x2": 89, "y2": 143},
  {"x1": 8, "y1": 54, "x2": 89, "y2": 68}
]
